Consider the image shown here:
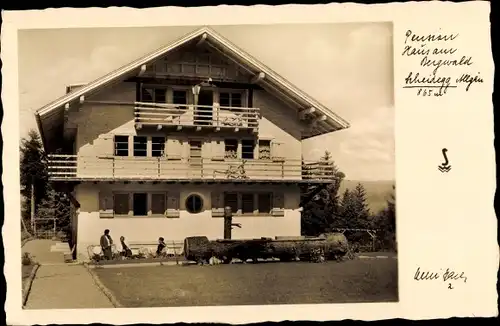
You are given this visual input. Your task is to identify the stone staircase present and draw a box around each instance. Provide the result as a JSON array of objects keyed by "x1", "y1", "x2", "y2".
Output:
[{"x1": 50, "y1": 242, "x2": 74, "y2": 263}]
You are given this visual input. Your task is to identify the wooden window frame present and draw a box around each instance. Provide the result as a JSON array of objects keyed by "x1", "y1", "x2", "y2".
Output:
[
  {"x1": 139, "y1": 84, "x2": 168, "y2": 103},
  {"x1": 112, "y1": 192, "x2": 169, "y2": 218},
  {"x1": 114, "y1": 135, "x2": 129, "y2": 157},
  {"x1": 133, "y1": 136, "x2": 148, "y2": 157},
  {"x1": 218, "y1": 89, "x2": 246, "y2": 109},
  {"x1": 223, "y1": 191, "x2": 275, "y2": 217},
  {"x1": 151, "y1": 136, "x2": 166, "y2": 157}
]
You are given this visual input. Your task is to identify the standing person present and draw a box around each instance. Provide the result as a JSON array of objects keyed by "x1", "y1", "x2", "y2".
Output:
[{"x1": 100, "y1": 229, "x2": 114, "y2": 260}]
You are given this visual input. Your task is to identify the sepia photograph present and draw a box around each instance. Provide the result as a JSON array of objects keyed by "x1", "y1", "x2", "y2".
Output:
[{"x1": 18, "y1": 22, "x2": 396, "y2": 309}]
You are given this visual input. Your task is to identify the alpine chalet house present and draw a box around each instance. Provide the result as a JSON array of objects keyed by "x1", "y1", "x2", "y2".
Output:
[{"x1": 35, "y1": 26, "x2": 350, "y2": 260}]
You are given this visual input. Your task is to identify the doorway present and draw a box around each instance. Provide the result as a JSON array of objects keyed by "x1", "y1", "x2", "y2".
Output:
[{"x1": 196, "y1": 90, "x2": 213, "y2": 126}]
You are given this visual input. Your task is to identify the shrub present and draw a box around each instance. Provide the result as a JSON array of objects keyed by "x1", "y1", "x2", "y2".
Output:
[{"x1": 22, "y1": 252, "x2": 34, "y2": 266}]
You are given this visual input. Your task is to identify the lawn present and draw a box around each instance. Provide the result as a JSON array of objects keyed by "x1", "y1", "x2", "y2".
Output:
[{"x1": 94, "y1": 258, "x2": 398, "y2": 307}]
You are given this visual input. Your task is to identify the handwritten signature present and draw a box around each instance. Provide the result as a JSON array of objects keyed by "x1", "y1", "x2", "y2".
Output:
[{"x1": 414, "y1": 267, "x2": 467, "y2": 289}]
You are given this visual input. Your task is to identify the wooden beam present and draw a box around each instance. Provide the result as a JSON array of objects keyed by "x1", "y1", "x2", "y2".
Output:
[
  {"x1": 138, "y1": 64, "x2": 147, "y2": 77},
  {"x1": 196, "y1": 33, "x2": 208, "y2": 47},
  {"x1": 251, "y1": 72, "x2": 265, "y2": 84},
  {"x1": 299, "y1": 107, "x2": 315, "y2": 120},
  {"x1": 314, "y1": 114, "x2": 327, "y2": 122}
]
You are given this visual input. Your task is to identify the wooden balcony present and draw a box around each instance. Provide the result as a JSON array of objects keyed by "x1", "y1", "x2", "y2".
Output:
[
  {"x1": 47, "y1": 155, "x2": 338, "y2": 184},
  {"x1": 134, "y1": 102, "x2": 260, "y2": 133}
]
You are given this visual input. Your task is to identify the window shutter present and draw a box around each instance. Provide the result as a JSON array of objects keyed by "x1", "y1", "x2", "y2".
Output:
[
  {"x1": 271, "y1": 141, "x2": 285, "y2": 162},
  {"x1": 99, "y1": 190, "x2": 114, "y2": 218},
  {"x1": 95, "y1": 134, "x2": 114, "y2": 156},
  {"x1": 212, "y1": 140, "x2": 225, "y2": 161},
  {"x1": 211, "y1": 191, "x2": 224, "y2": 217},
  {"x1": 167, "y1": 139, "x2": 183, "y2": 160},
  {"x1": 166, "y1": 192, "x2": 180, "y2": 218},
  {"x1": 272, "y1": 192, "x2": 285, "y2": 217}
]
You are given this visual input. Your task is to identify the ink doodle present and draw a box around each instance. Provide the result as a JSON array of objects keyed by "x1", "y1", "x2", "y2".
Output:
[{"x1": 402, "y1": 30, "x2": 483, "y2": 97}]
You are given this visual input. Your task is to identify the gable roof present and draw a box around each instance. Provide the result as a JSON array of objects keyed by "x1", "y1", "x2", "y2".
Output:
[{"x1": 35, "y1": 26, "x2": 350, "y2": 150}]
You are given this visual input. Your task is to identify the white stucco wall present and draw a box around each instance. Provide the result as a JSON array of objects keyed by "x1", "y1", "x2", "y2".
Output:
[{"x1": 75, "y1": 182, "x2": 301, "y2": 259}]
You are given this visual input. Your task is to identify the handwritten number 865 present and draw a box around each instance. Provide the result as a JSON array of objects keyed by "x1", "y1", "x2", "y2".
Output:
[{"x1": 417, "y1": 88, "x2": 433, "y2": 96}]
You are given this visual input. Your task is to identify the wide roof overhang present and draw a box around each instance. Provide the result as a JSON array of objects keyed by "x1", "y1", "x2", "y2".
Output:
[{"x1": 36, "y1": 26, "x2": 350, "y2": 152}]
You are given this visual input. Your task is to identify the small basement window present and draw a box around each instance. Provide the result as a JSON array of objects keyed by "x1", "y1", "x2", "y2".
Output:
[
  {"x1": 133, "y1": 136, "x2": 147, "y2": 157},
  {"x1": 114, "y1": 136, "x2": 129, "y2": 157},
  {"x1": 133, "y1": 193, "x2": 148, "y2": 216},
  {"x1": 152, "y1": 137, "x2": 165, "y2": 157}
]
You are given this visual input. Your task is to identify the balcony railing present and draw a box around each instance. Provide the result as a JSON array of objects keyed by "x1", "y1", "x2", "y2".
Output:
[
  {"x1": 135, "y1": 102, "x2": 260, "y2": 132},
  {"x1": 47, "y1": 155, "x2": 338, "y2": 183}
]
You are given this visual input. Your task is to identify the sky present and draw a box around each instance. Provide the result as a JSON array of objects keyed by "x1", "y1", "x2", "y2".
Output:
[{"x1": 18, "y1": 23, "x2": 394, "y2": 181}]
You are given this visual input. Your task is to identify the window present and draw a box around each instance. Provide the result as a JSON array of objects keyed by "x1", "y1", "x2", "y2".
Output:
[
  {"x1": 241, "y1": 139, "x2": 255, "y2": 159},
  {"x1": 185, "y1": 194, "x2": 204, "y2": 214},
  {"x1": 114, "y1": 194, "x2": 129, "y2": 215},
  {"x1": 140, "y1": 87, "x2": 166, "y2": 103},
  {"x1": 114, "y1": 136, "x2": 129, "y2": 156},
  {"x1": 151, "y1": 193, "x2": 166, "y2": 215},
  {"x1": 133, "y1": 136, "x2": 147, "y2": 157},
  {"x1": 155, "y1": 89, "x2": 166, "y2": 103},
  {"x1": 224, "y1": 139, "x2": 238, "y2": 159},
  {"x1": 241, "y1": 193, "x2": 255, "y2": 214},
  {"x1": 222, "y1": 192, "x2": 274, "y2": 216},
  {"x1": 219, "y1": 92, "x2": 243, "y2": 108},
  {"x1": 259, "y1": 140, "x2": 271, "y2": 160},
  {"x1": 224, "y1": 192, "x2": 238, "y2": 214},
  {"x1": 258, "y1": 193, "x2": 272, "y2": 214},
  {"x1": 173, "y1": 90, "x2": 188, "y2": 105},
  {"x1": 133, "y1": 193, "x2": 148, "y2": 216},
  {"x1": 152, "y1": 137, "x2": 165, "y2": 157},
  {"x1": 141, "y1": 88, "x2": 154, "y2": 103}
]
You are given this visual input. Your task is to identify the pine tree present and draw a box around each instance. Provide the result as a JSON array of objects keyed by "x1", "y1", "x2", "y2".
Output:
[
  {"x1": 339, "y1": 183, "x2": 370, "y2": 229},
  {"x1": 372, "y1": 185, "x2": 396, "y2": 250},
  {"x1": 300, "y1": 150, "x2": 345, "y2": 236},
  {"x1": 36, "y1": 188, "x2": 71, "y2": 234},
  {"x1": 20, "y1": 130, "x2": 49, "y2": 229}
]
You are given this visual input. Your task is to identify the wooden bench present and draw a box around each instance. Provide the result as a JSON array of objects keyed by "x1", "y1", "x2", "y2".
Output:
[{"x1": 127, "y1": 240, "x2": 184, "y2": 257}]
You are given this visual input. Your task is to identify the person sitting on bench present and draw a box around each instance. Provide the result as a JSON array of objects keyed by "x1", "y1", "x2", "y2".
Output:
[
  {"x1": 156, "y1": 237, "x2": 166, "y2": 257},
  {"x1": 120, "y1": 236, "x2": 133, "y2": 258}
]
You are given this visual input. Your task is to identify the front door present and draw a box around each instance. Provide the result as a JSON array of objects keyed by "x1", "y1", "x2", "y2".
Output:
[
  {"x1": 196, "y1": 90, "x2": 213, "y2": 126},
  {"x1": 189, "y1": 140, "x2": 203, "y2": 178}
]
